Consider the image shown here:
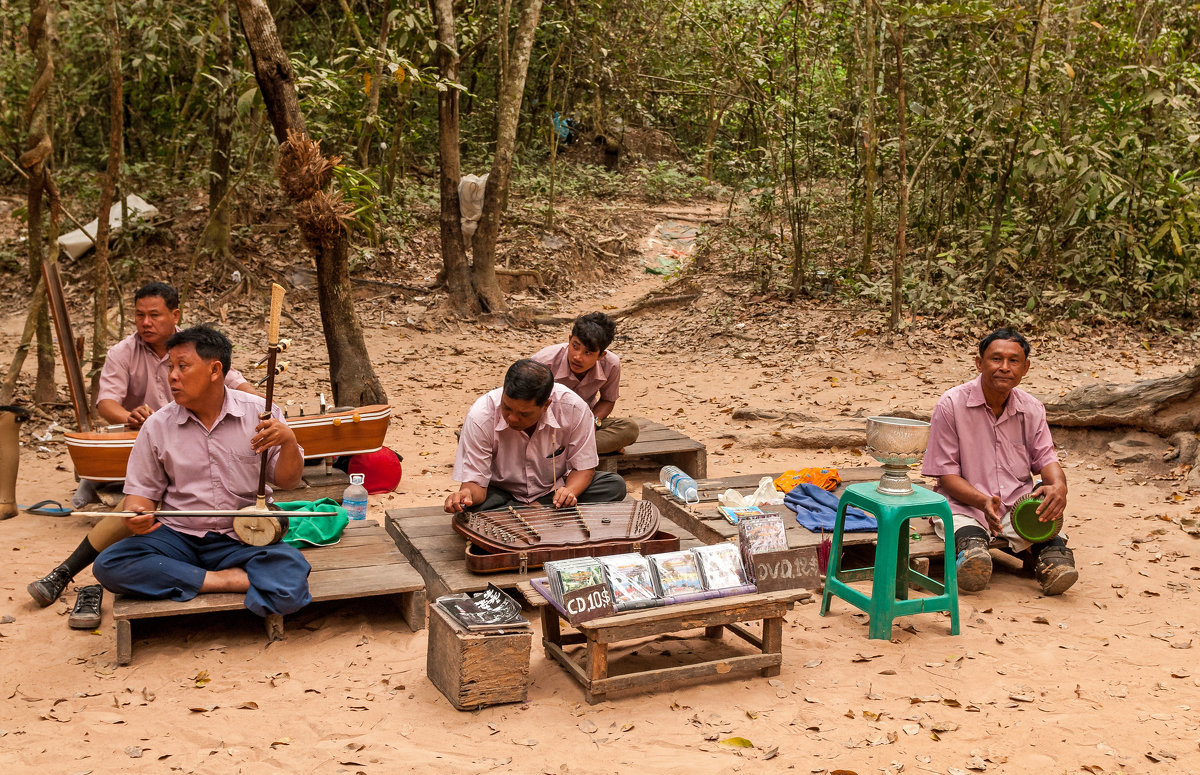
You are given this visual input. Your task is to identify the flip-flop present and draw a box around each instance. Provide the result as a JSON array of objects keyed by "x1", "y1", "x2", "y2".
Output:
[{"x1": 20, "y1": 499, "x2": 72, "y2": 517}]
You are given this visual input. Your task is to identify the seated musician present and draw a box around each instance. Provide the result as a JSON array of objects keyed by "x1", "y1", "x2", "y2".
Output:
[
  {"x1": 531, "y1": 312, "x2": 639, "y2": 454},
  {"x1": 91, "y1": 326, "x2": 311, "y2": 620},
  {"x1": 922, "y1": 329, "x2": 1077, "y2": 596},
  {"x1": 28, "y1": 282, "x2": 257, "y2": 625},
  {"x1": 444, "y1": 359, "x2": 627, "y2": 514}
]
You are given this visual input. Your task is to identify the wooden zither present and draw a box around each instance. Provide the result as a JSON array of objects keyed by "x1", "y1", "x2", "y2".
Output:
[{"x1": 453, "y1": 501, "x2": 681, "y2": 573}]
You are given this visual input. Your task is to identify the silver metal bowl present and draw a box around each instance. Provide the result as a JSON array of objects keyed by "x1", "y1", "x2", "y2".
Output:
[{"x1": 864, "y1": 416, "x2": 931, "y2": 496}]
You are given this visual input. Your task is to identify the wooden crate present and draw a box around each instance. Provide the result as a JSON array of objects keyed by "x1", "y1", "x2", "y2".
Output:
[
  {"x1": 112, "y1": 520, "x2": 426, "y2": 665},
  {"x1": 596, "y1": 417, "x2": 707, "y2": 479},
  {"x1": 426, "y1": 603, "x2": 532, "y2": 710}
]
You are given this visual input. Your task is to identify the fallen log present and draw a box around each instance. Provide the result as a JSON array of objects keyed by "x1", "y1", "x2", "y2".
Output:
[
  {"x1": 1041, "y1": 364, "x2": 1200, "y2": 436},
  {"x1": 717, "y1": 425, "x2": 867, "y2": 450}
]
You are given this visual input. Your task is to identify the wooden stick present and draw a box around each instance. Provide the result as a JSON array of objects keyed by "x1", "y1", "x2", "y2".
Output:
[
  {"x1": 255, "y1": 283, "x2": 286, "y2": 510},
  {"x1": 71, "y1": 509, "x2": 340, "y2": 518}
]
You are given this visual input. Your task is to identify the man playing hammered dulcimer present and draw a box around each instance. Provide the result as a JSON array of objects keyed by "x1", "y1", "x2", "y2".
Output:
[{"x1": 444, "y1": 359, "x2": 627, "y2": 515}]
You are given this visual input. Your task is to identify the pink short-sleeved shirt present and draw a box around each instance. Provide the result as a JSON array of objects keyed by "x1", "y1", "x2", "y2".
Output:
[
  {"x1": 97, "y1": 331, "x2": 248, "y2": 413},
  {"x1": 922, "y1": 375, "x2": 1059, "y2": 531},
  {"x1": 531, "y1": 343, "x2": 621, "y2": 409},
  {"x1": 452, "y1": 383, "x2": 599, "y2": 503},
  {"x1": 123, "y1": 388, "x2": 301, "y2": 538}
]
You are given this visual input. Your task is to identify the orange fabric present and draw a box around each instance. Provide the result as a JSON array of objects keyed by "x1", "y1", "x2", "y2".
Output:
[{"x1": 774, "y1": 467, "x2": 840, "y2": 493}]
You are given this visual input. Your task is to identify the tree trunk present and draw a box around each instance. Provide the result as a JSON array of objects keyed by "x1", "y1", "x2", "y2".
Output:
[
  {"x1": 200, "y1": 0, "x2": 235, "y2": 262},
  {"x1": 1042, "y1": 365, "x2": 1200, "y2": 436},
  {"x1": 23, "y1": 0, "x2": 56, "y2": 404},
  {"x1": 889, "y1": 16, "x2": 907, "y2": 331},
  {"x1": 469, "y1": 0, "x2": 544, "y2": 313},
  {"x1": 860, "y1": 0, "x2": 877, "y2": 274},
  {"x1": 234, "y1": 0, "x2": 386, "y2": 406},
  {"x1": 88, "y1": 0, "x2": 123, "y2": 417},
  {"x1": 431, "y1": 0, "x2": 478, "y2": 315},
  {"x1": 356, "y1": 0, "x2": 390, "y2": 169}
]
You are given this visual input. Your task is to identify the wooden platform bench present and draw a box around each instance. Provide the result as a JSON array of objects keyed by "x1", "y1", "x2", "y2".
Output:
[
  {"x1": 642, "y1": 468, "x2": 945, "y2": 590},
  {"x1": 597, "y1": 417, "x2": 707, "y2": 479},
  {"x1": 112, "y1": 520, "x2": 426, "y2": 665},
  {"x1": 537, "y1": 588, "x2": 810, "y2": 704}
]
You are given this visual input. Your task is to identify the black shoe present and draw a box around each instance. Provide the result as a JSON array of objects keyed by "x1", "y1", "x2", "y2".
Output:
[
  {"x1": 68, "y1": 584, "x2": 104, "y2": 630},
  {"x1": 955, "y1": 536, "x2": 993, "y2": 593},
  {"x1": 28, "y1": 565, "x2": 73, "y2": 607},
  {"x1": 1035, "y1": 544, "x2": 1078, "y2": 596}
]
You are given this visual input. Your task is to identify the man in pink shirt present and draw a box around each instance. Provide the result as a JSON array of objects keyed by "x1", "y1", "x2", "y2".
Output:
[
  {"x1": 444, "y1": 359, "x2": 627, "y2": 514},
  {"x1": 97, "y1": 281, "x2": 253, "y2": 428},
  {"x1": 922, "y1": 329, "x2": 1077, "y2": 596},
  {"x1": 92, "y1": 326, "x2": 311, "y2": 620},
  {"x1": 28, "y1": 282, "x2": 257, "y2": 626},
  {"x1": 531, "y1": 312, "x2": 639, "y2": 454}
]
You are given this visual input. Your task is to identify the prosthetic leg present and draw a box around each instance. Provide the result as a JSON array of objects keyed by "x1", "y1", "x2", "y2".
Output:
[{"x1": 0, "y1": 405, "x2": 30, "y2": 520}]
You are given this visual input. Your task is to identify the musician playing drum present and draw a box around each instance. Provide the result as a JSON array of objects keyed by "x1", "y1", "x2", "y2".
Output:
[
  {"x1": 92, "y1": 326, "x2": 312, "y2": 619},
  {"x1": 27, "y1": 282, "x2": 257, "y2": 625},
  {"x1": 444, "y1": 359, "x2": 627, "y2": 514}
]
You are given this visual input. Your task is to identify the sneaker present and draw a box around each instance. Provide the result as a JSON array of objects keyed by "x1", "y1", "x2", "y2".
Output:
[
  {"x1": 1035, "y1": 545, "x2": 1078, "y2": 596},
  {"x1": 68, "y1": 585, "x2": 104, "y2": 630},
  {"x1": 27, "y1": 565, "x2": 73, "y2": 607},
  {"x1": 955, "y1": 536, "x2": 993, "y2": 593}
]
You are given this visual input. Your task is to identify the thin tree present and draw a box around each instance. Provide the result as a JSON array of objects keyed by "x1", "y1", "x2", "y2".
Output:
[
  {"x1": 22, "y1": 0, "x2": 57, "y2": 404},
  {"x1": 87, "y1": 0, "x2": 123, "y2": 415},
  {"x1": 890, "y1": 13, "x2": 907, "y2": 331},
  {"x1": 233, "y1": 0, "x2": 386, "y2": 406},
  {"x1": 860, "y1": 0, "x2": 878, "y2": 274},
  {"x1": 199, "y1": 0, "x2": 235, "y2": 263}
]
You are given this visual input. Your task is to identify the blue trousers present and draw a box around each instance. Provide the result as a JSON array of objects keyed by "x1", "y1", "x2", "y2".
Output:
[{"x1": 93, "y1": 525, "x2": 312, "y2": 617}]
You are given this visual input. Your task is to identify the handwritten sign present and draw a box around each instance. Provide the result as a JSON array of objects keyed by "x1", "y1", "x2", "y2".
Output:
[
  {"x1": 752, "y1": 549, "x2": 822, "y2": 592},
  {"x1": 561, "y1": 583, "x2": 616, "y2": 625}
]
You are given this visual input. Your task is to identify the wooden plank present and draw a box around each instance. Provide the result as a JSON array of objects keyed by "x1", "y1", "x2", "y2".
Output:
[{"x1": 591, "y1": 652, "x2": 780, "y2": 697}]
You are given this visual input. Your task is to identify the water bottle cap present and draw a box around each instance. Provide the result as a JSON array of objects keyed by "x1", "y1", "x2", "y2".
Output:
[{"x1": 350, "y1": 473, "x2": 365, "y2": 485}]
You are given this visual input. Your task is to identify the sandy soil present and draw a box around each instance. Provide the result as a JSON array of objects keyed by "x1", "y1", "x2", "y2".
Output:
[{"x1": 2, "y1": 203, "x2": 1200, "y2": 774}]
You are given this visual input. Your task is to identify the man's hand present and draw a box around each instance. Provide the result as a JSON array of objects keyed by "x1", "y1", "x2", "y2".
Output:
[
  {"x1": 982, "y1": 494, "x2": 1003, "y2": 535},
  {"x1": 251, "y1": 417, "x2": 297, "y2": 454},
  {"x1": 125, "y1": 404, "x2": 153, "y2": 429},
  {"x1": 552, "y1": 486, "x2": 579, "y2": 508},
  {"x1": 1035, "y1": 480, "x2": 1067, "y2": 522},
  {"x1": 124, "y1": 501, "x2": 160, "y2": 535},
  {"x1": 445, "y1": 489, "x2": 474, "y2": 514}
]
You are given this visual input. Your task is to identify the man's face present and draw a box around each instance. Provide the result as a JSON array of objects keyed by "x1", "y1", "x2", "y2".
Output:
[
  {"x1": 168, "y1": 342, "x2": 221, "y2": 408},
  {"x1": 499, "y1": 392, "x2": 547, "y2": 432},
  {"x1": 566, "y1": 336, "x2": 602, "y2": 376},
  {"x1": 135, "y1": 295, "x2": 181, "y2": 350},
  {"x1": 975, "y1": 339, "x2": 1030, "y2": 396}
]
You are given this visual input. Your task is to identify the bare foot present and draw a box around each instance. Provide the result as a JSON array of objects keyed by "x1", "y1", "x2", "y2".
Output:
[{"x1": 199, "y1": 567, "x2": 251, "y2": 594}]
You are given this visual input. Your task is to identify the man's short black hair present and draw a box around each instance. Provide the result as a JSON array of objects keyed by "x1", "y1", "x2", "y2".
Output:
[
  {"x1": 503, "y1": 359, "x2": 554, "y2": 404},
  {"x1": 979, "y1": 328, "x2": 1031, "y2": 358},
  {"x1": 135, "y1": 281, "x2": 180, "y2": 310},
  {"x1": 571, "y1": 312, "x2": 616, "y2": 353},
  {"x1": 167, "y1": 325, "x2": 231, "y2": 375}
]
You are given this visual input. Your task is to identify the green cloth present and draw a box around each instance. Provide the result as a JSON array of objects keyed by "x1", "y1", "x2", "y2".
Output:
[{"x1": 275, "y1": 498, "x2": 350, "y2": 548}]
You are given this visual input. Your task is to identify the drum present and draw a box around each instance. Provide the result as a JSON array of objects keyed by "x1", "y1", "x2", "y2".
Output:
[{"x1": 1010, "y1": 494, "x2": 1062, "y2": 543}]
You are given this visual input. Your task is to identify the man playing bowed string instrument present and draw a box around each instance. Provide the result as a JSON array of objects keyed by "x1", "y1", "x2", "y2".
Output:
[
  {"x1": 92, "y1": 326, "x2": 312, "y2": 620},
  {"x1": 444, "y1": 359, "x2": 627, "y2": 514}
]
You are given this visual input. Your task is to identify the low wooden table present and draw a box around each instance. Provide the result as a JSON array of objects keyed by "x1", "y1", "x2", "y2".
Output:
[
  {"x1": 642, "y1": 468, "x2": 944, "y2": 588},
  {"x1": 538, "y1": 589, "x2": 809, "y2": 704},
  {"x1": 597, "y1": 417, "x2": 707, "y2": 478},
  {"x1": 112, "y1": 520, "x2": 426, "y2": 665}
]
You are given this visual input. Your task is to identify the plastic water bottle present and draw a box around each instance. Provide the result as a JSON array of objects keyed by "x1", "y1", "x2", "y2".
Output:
[
  {"x1": 342, "y1": 473, "x2": 369, "y2": 521},
  {"x1": 659, "y1": 465, "x2": 699, "y2": 504}
]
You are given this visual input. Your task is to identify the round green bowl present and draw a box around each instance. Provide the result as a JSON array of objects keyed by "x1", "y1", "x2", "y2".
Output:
[{"x1": 1011, "y1": 494, "x2": 1062, "y2": 543}]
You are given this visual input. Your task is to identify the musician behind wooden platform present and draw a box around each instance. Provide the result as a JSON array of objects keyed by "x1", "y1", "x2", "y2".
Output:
[
  {"x1": 27, "y1": 282, "x2": 258, "y2": 627},
  {"x1": 444, "y1": 359, "x2": 627, "y2": 514},
  {"x1": 91, "y1": 325, "x2": 312, "y2": 621}
]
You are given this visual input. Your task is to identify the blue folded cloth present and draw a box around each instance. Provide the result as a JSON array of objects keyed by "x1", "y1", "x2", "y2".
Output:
[{"x1": 784, "y1": 483, "x2": 877, "y2": 532}]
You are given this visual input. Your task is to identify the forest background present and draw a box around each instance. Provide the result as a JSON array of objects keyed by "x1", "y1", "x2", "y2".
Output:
[{"x1": 0, "y1": 0, "x2": 1197, "y2": 412}]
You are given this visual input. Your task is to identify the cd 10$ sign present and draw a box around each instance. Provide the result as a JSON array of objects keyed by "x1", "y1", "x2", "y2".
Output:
[{"x1": 562, "y1": 583, "x2": 616, "y2": 624}]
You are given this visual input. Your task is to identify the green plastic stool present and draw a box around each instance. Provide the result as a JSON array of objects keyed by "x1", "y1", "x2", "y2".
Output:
[{"x1": 819, "y1": 481, "x2": 960, "y2": 640}]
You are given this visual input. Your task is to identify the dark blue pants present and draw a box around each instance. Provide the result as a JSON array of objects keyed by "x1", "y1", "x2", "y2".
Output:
[{"x1": 93, "y1": 525, "x2": 312, "y2": 617}]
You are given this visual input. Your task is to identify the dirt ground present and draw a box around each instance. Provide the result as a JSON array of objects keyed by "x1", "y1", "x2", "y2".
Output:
[{"x1": 2, "y1": 198, "x2": 1200, "y2": 774}]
